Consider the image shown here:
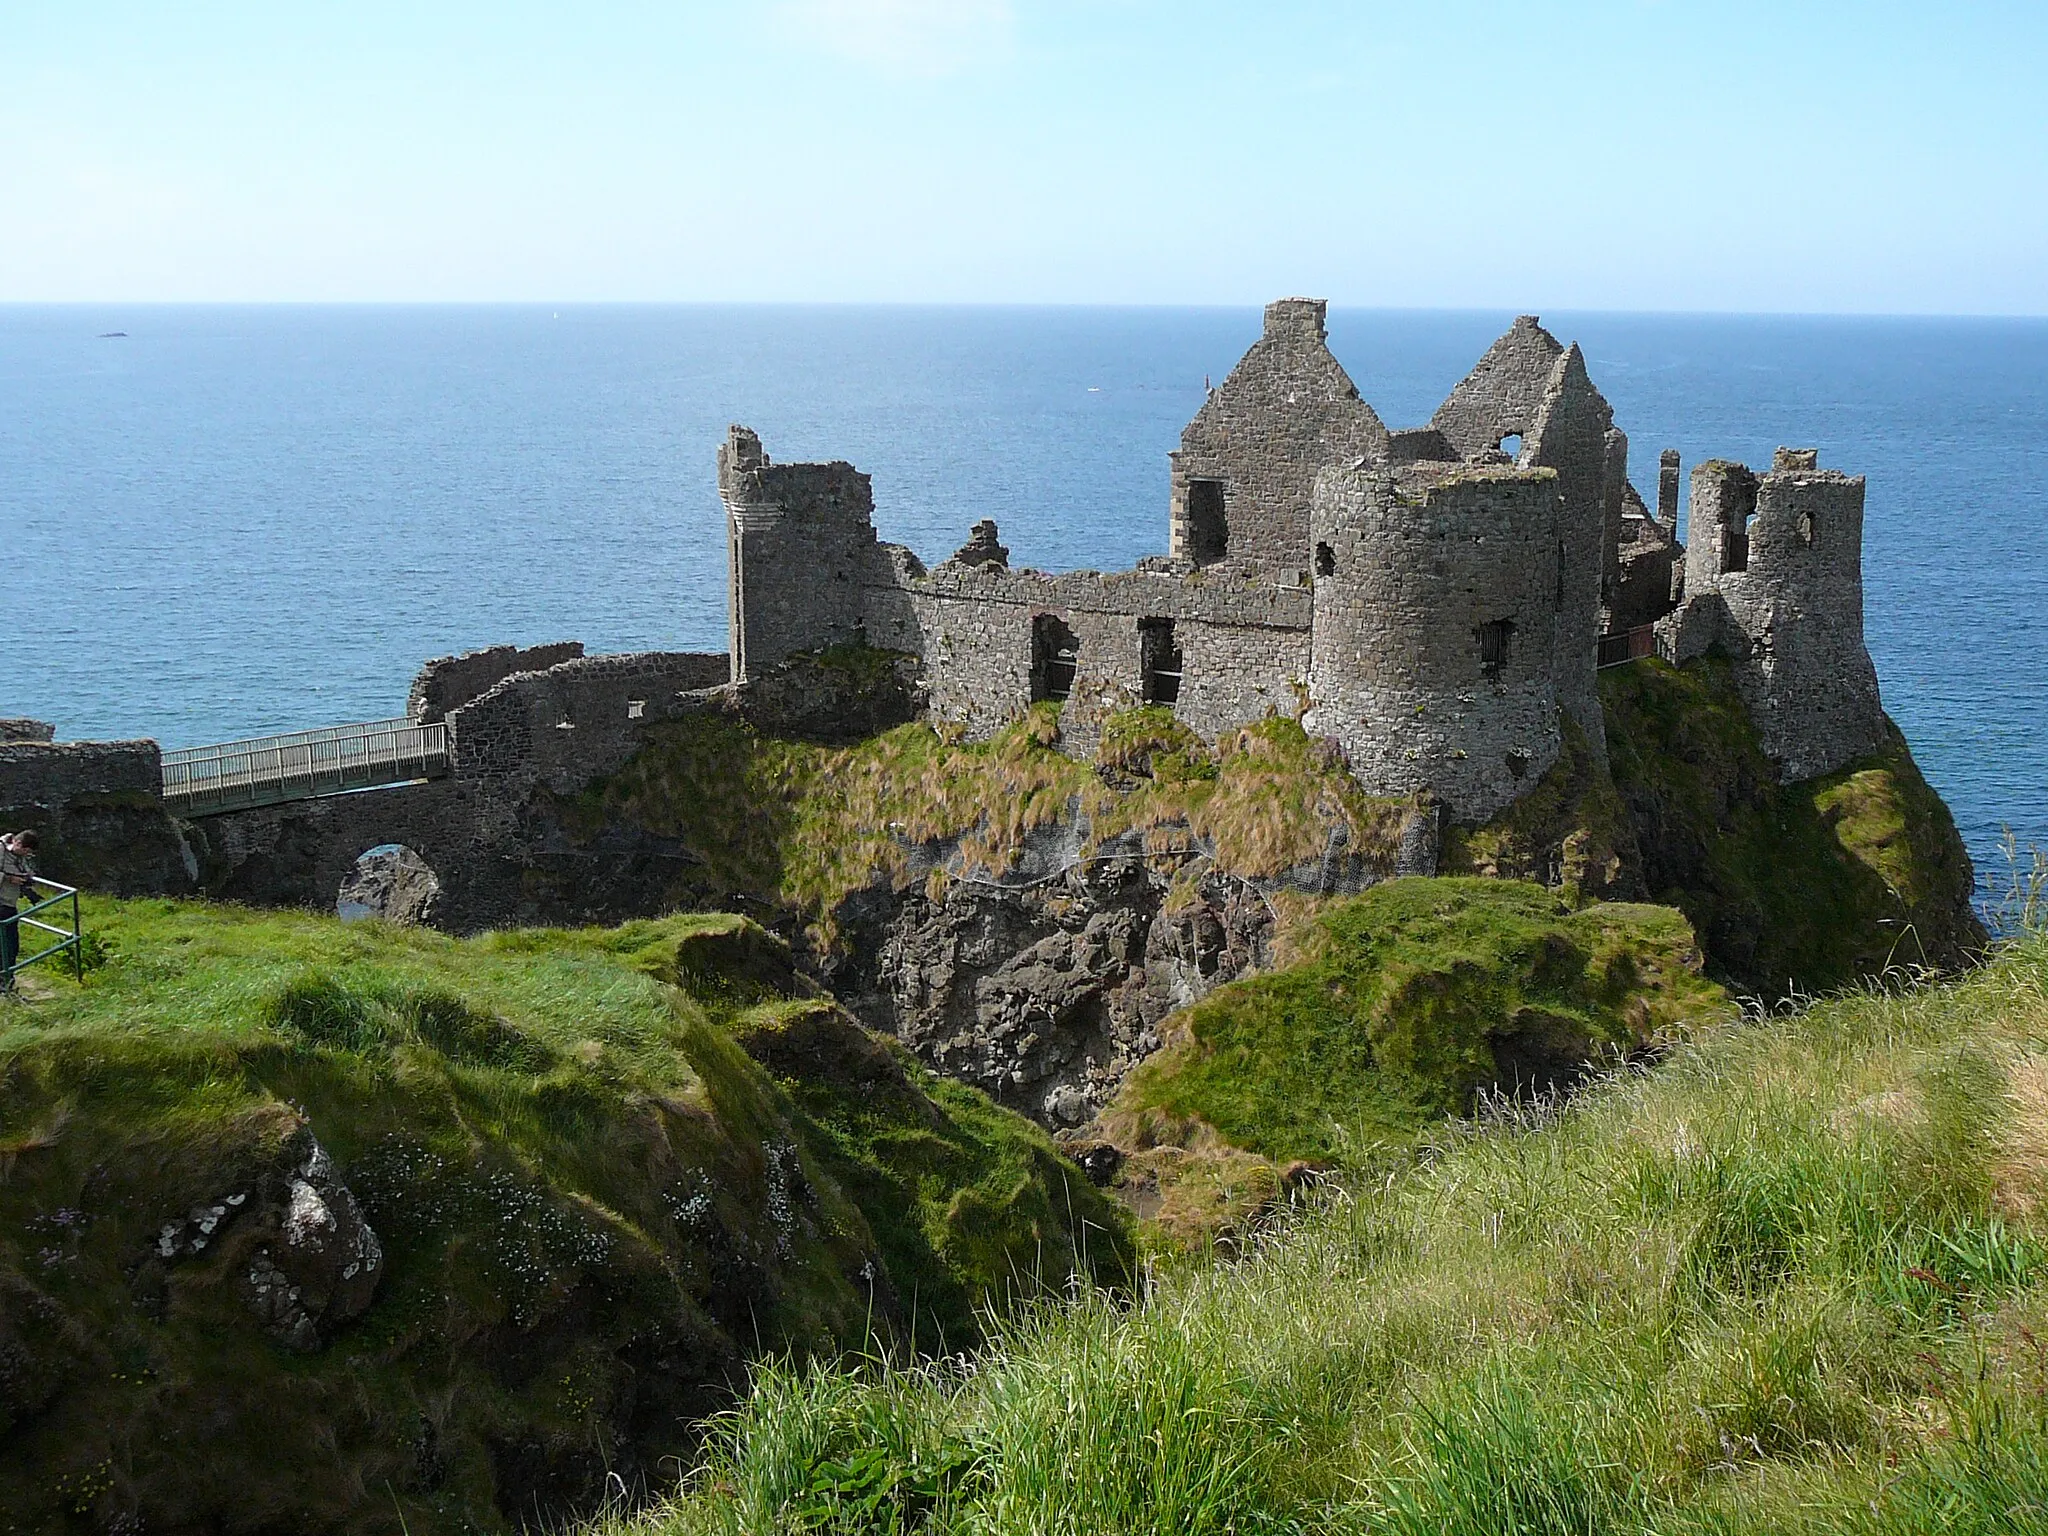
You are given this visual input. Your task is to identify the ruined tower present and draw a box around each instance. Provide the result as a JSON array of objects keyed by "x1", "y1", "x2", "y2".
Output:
[
  {"x1": 717, "y1": 425, "x2": 887, "y2": 682},
  {"x1": 1428, "y1": 318, "x2": 1615, "y2": 758},
  {"x1": 1664, "y1": 448, "x2": 1887, "y2": 780},
  {"x1": 1305, "y1": 457, "x2": 1588, "y2": 820}
]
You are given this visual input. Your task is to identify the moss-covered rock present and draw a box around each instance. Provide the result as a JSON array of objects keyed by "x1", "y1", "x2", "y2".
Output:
[
  {"x1": 1095, "y1": 877, "x2": 1728, "y2": 1228},
  {"x1": 0, "y1": 901, "x2": 1129, "y2": 1535},
  {"x1": 1601, "y1": 655, "x2": 1984, "y2": 995}
]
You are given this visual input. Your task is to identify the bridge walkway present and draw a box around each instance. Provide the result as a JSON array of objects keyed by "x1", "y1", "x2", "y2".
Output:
[{"x1": 161, "y1": 719, "x2": 449, "y2": 817}]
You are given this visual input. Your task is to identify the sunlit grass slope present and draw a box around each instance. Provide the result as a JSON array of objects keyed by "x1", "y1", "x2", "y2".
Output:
[
  {"x1": 0, "y1": 899, "x2": 1129, "y2": 1535},
  {"x1": 603, "y1": 931, "x2": 2048, "y2": 1536}
]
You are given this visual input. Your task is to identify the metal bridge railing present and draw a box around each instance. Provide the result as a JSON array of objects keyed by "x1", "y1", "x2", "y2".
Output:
[
  {"x1": 161, "y1": 718, "x2": 450, "y2": 815},
  {"x1": 7, "y1": 879, "x2": 84, "y2": 986}
]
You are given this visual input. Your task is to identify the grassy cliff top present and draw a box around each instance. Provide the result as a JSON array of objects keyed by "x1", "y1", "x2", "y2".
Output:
[
  {"x1": 592, "y1": 927, "x2": 2048, "y2": 1536},
  {"x1": 1108, "y1": 877, "x2": 1728, "y2": 1164},
  {"x1": 555, "y1": 704, "x2": 1416, "y2": 949},
  {"x1": 0, "y1": 899, "x2": 1130, "y2": 1535}
]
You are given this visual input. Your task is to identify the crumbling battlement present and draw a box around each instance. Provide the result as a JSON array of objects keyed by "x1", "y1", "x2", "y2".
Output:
[
  {"x1": 408, "y1": 641, "x2": 586, "y2": 723},
  {"x1": 1660, "y1": 449, "x2": 1886, "y2": 781},
  {"x1": 722, "y1": 301, "x2": 1889, "y2": 825}
]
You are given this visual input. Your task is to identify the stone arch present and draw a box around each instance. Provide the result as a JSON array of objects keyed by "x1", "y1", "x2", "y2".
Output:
[{"x1": 337, "y1": 843, "x2": 442, "y2": 925}]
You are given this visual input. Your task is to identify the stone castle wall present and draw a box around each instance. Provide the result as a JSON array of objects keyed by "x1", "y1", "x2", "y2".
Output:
[
  {"x1": 868, "y1": 559, "x2": 1312, "y2": 755},
  {"x1": 446, "y1": 650, "x2": 729, "y2": 791},
  {"x1": 408, "y1": 641, "x2": 586, "y2": 723},
  {"x1": 1305, "y1": 465, "x2": 1576, "y2": 818},
  {"x1": 1169, "y1": 298, "x2": 1387, "y2": 572},
  {"x1": 0, "y1": 739, "x2": 162, "y2": 811},
  {"x1": 1665, "y1": 451, "x2": 1887, "y2": 781}
]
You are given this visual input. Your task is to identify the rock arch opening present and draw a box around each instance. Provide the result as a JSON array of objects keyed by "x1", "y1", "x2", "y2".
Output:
[{"x1": 337, "y1": 844, "x2": 442, "y2": 926}]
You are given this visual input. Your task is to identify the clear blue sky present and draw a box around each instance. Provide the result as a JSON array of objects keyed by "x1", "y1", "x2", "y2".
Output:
[{"x1": 4, "y1": 1, "x2": 2043, "y2": 311}]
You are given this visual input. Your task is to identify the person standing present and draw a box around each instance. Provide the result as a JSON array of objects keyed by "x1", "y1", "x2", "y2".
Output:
[{"x1": 0, "y1": 829, "x2": 40, "y2": 992}]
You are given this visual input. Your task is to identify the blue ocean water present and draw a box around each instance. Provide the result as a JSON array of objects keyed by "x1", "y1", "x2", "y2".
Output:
[{"x1": 5, "y1": 305, "x2": 2044, "y2": 882}]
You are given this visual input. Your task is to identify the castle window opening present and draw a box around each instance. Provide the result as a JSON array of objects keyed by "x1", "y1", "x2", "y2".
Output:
[
  {"x1": 1798, "y1": 511, "x2": 1816, "y2": 547},
  {"x1": 1186, "y1": 479, "x2": 1228, "y2": 565},
  {"x1": 627, "y1": 699, "x2": 645, "y2": 720},
  {"x1": 1315, "y1": 541, "x2": 1336, "y2": 578},
  {"x1": 1498, "y1": 432, "x2": 1523, "y2": 461},
  {"x1": 1478, "y1": 619, "x2": 1514, "y2": 676},
  {"x1": 1031, "y1": 614, "x2": 1079, "y2": 703},
  {"x1": 1140, "y1": 618, "x2": 1183, "y2": 705},
  {"x1": 1720, "y1": 479, "x2": 1758, "y2": 572}
]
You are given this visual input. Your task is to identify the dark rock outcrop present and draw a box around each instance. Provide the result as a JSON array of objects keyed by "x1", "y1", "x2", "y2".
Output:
[{"x1": 828, "y1": 858, "x2": 1273, "y2": 1127}]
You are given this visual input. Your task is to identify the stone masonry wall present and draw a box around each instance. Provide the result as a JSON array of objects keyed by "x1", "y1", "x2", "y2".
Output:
[
  {"x1": 1525, "y1": 345, "x2": 1615, "y2": 761},
  {"x1": 875, "y1": 554, "x2": 1312, "y2": 756},
  {"x1": 408, "y1": 642, "x2": 586, "y2": 723},
  {"x1": 718, "y1": 425, "x2": 893, "y2": 680},
  {"x1": 1429, "y1": 315, "x2": 1566, "y2": 459},
  {"x1": 1668, "y1": 452, "x2": 1886, "y2": 781},
  {"x1": 1169, "y1": 298, "x2": 1387, "y2": 572},
  {"x1": 446, "y1": 651, "x2": 729, "y2": 792},
  {"x1": 0, "y1": 740, "x2": 194, "y2": 897},
  {"x1": 0, "y1": 740, "x2": 161, "y2": 810},
  {"x1": 1305, "y1": 465, "x2": 1571, "y2": 821}
]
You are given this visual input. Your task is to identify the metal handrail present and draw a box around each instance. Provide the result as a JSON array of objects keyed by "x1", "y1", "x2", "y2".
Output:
[
  {"x1": 161, "y1": 718, "x2": 450, "y2": 814},
  {"x1": 7, "y1": 878, "x2": 83, "y2": 985}
]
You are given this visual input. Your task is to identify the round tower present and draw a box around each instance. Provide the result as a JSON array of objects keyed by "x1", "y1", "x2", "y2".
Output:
[{"x1": 1305, "y1": 461, "x2": 1575, "y2": 821}]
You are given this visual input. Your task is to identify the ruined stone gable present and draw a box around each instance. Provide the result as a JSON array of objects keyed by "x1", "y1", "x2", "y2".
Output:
[{"x1": 1168, "y1": 298, "x2": 1388, "y2": 574}]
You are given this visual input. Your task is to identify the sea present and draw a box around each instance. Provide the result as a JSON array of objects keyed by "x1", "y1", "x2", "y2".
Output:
[{"x1": 4, "y1": 305, "x2": 2044, "y2": 888}]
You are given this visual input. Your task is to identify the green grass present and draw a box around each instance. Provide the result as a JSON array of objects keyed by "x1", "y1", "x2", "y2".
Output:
[
  {"x1": 0, "y1": 898, "x2": 1130, "y2": 1535},
  {"x1": 1601, "y1": 655, "x2": 1983, "y2": 995},
  {"x1": 587, "y1": 927, "x2": 2048, "y2": 1536},
  {"x1": 552, "y1": 707, "x2": 1415, "y2": 952},
  {"x1": 1111, "y1": 877, "x2": 1728, "y2": 1162}
]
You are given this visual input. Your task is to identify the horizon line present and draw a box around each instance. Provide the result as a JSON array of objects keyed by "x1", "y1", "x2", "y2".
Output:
[{"x1": 4, "y1": 298, "x2": 2047, "y2": 323}]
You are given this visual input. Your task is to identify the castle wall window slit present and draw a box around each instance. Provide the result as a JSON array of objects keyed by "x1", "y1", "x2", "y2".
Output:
[
  {"x1": 1478, "y1": 619, "x2": 1514, "y2": 677},
  {"x1": 1315, "y1": 541, "x2": 1336, "y2": 578}
]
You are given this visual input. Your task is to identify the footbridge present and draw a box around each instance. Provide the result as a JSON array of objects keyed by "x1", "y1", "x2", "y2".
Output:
[{"x1": 161, "y1": 719, "x2": 449, "y2": 816}]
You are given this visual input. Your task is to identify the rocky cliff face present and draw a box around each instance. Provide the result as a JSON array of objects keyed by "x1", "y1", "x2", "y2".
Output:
[{"x1": 828, "y1": 860, "x2": 1275, "y2": 1128}]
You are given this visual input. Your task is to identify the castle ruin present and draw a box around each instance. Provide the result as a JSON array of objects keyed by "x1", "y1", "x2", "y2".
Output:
[
  {"x1": 3, "y1": 300, "x2": 1891, "y2": 941},
  {"x1": 720, "y1": 300, "x2": 1888, "y2": 820}
]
